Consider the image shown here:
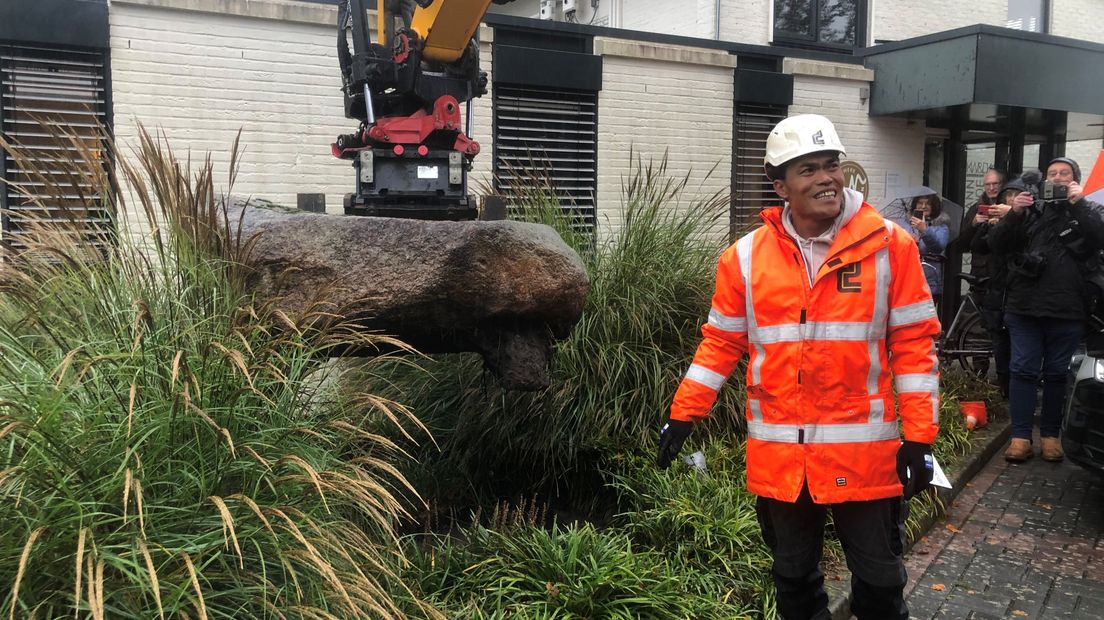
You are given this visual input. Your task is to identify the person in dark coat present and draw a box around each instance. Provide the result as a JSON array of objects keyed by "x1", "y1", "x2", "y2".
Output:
[
  {"x1": 987, "y1": 158, "x2": 1104, "y2": 463},
  {"x1": 956, "y1": 168, "x2": 1007, "y2": 388},
  {"x1": 959, "y1": 167, "x2": 1006, "y2": 283},
  {"x1": 967, "y1": 180, "x2": 1017, "y2": 397}
]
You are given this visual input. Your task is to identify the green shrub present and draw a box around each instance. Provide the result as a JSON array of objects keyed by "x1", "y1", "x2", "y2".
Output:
[
  {"x1": 374, "y1": 154, "x2": 741, "y2": 512},
  {"x1": 0, "y1": 128, "x2": 434, "y2": 618}
]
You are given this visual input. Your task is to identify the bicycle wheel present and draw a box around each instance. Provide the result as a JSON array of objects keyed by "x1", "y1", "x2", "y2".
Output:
[{"x1": 952, "y1": 313, "x2": 992, "y2": 375}]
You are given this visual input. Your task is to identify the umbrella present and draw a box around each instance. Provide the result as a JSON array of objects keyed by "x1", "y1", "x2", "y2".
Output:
[
  {"x1": 1083, "y1": 149, "x2": 1104, "y2": 204},
  {"x1": 879, "y1": 185, "x2": 964, "y2": 242}
]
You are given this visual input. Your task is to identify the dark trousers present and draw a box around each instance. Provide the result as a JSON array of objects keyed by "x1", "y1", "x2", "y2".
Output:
[
  {"x1": 1003, "y1": 312, "x2": 1084, "y2": 440},
  {"x1": 755, "y1": 484, "x2": 908, "y2": 620}
]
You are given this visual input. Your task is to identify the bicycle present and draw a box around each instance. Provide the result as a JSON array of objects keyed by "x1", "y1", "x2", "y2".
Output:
[{"x1": 936, "y1": 272, "x2": 994, "y2": 374}]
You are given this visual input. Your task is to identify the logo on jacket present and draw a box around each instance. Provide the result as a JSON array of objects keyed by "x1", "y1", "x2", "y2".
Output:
[
  {"x1": 835, "y1": 477, "x2": 847, "y2": 487},
  {"x1": 812, "y1": 130, "x2": 825, "y2": 145},
  {"x1": 836, "y1": 262, "x2": 862, "y2": 293}
]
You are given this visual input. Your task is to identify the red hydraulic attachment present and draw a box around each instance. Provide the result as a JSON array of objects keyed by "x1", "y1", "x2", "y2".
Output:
[{"x1": 330, "y1": 95, "x2": 480, "y2": 159}]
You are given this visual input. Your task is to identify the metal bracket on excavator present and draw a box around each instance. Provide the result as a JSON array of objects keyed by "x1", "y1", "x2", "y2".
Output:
[
  {"x1": 343, "y1": 147, "x2": 475, "y2": 220},
  {"x1": 333, "y1": 0, "x2": 496, "y2": 220}
]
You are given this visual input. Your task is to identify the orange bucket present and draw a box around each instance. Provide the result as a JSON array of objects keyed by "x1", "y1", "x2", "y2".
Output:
[{"x1": 960, "y1": 401, "x2": 987, "y2": 429}]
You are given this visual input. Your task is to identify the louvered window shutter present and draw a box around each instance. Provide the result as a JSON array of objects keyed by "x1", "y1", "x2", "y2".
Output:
[
  {"x1": 732, "y1": 104, "x2": 786, "y2": 235},
  {"x1": 492, "y1": 84, "x2": 597, "y2": 234},
  {"x1": 1, "y1": 44, "x2": 112, "y2": 255}
]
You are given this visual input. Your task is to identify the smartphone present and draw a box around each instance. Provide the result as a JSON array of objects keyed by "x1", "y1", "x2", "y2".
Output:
[
  {"x1": 977, "y1": 204, "x2": 991, "y2": 216},
  {"x1": 911, "y1": 209, "x2": 924, "y2": 219}
]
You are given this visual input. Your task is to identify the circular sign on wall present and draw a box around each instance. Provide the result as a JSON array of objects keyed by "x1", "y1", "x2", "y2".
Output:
[{"x1": 841, "y1": 161, "x2": 869, "y2": 198}]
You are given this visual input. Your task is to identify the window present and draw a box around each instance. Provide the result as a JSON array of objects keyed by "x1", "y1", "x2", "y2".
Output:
[
  {"x1": 1, "y1": 44, "x2": 112, "y2": 256},
  {"x1": 731, "y1": 104, "x2": 787, "y2": 236},
  {"x1": 773, "y1": 0, "x2": 864, "y2": 49},
  {"x1": 1007, "y1": 0, "x2": 1048, "y2": 33},
  {"x1": 493, "y1": 84, "x2": 598, "y2": 234}
]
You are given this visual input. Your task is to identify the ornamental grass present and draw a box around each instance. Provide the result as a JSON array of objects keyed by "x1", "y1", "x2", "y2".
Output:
[
  {"x1": 375, "y1": 154, "x2": 742, "y2": 515},
  {"x1": 0, "y1": 125, "x2": 435, "y2": 619}
]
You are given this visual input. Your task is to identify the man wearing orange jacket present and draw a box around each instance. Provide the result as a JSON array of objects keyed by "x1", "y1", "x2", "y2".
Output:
[{"x1": 657, "y1": 114, "x2": 940, "y2": 620}]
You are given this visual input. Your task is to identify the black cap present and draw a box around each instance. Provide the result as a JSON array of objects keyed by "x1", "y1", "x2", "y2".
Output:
[
  {"x1": 1047, "y1": 157, "x2": 1082, "y2": 183},
  {"x1": 1002, "y1": 169, "x2": 1042, "y2": 197}
]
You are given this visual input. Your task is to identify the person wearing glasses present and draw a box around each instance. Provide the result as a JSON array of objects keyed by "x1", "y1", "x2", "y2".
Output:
[
  {"x1": 988, "y1": 158, "x2": 1104, "y2": 462},
  {"x1": 958, "y1": 168, "x2": 1011, "y2": 395}
]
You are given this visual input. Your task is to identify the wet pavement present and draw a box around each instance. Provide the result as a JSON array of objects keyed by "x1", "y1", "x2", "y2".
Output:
[{"x1": 903, "y1": 433, "x2": 1104, "y2": 619}]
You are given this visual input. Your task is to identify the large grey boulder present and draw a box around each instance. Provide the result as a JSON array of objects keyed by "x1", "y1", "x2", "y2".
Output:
[{"x1": 230, "y1": 202, "x2": 588, "y2": 390}]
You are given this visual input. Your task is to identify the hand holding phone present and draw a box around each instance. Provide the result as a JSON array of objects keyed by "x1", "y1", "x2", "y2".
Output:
[
  {"x1": 977, "y1": 204, "x2": 991, "y2": 217},
  {"x1": 910, "y1": 211, "x2": 928, "y2": 233}
]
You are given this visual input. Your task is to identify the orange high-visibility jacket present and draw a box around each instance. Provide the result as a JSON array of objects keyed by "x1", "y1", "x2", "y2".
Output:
[{"x1": 671, "y1": 199, "x2": 940, "y2": 504}]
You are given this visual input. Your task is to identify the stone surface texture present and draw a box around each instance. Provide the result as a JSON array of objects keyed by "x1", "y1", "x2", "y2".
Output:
[{"x1": 231, "y1": 202, "x2": 588, "y2": 390}]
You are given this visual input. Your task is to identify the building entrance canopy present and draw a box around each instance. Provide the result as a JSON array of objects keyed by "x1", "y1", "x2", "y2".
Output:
[
  {"x1": 860, "y1": 24, "x2": 1104, "y2": 125},
  {"x1": 860, "y1": 25, "x2": 1104, "y2": 204}
]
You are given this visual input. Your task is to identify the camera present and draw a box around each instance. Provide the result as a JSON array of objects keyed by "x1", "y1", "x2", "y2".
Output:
[
  {"x1": 1009, "y1": 251, "x2": 1047, "y2": 279},
  {"x1": 1042, "y1": 180, "x2": 1069, "y2": 204}
]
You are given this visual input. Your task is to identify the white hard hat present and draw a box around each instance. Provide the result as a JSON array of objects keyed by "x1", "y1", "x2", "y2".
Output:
[{"x1": 764, "y1": 114, "x2": 846, "y2": 167}]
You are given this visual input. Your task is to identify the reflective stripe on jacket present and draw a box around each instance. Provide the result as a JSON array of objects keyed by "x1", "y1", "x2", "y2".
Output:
[{"x1": 670, "y1": 201, "x2": 940, "y2": 504}]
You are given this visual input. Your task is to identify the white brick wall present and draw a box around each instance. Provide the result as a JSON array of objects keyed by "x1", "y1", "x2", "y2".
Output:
[
  {"x1": 487, "y1": 0, "x2": 611, "y2": 25},
  {"x1": 110, "y1": 2, "x2": 352, "y2": 214},
  {"x1": 596, "y1": 47, "x2": 733, "y2": 242},
  {"x1": 469, "y1": 36, "x2": 495, "y2": 195},
  {"x1": 872, "y1": 0, "x2": 1007, "y2": 42},
  {"x1": 1050, "y1": 0, "x2": 1104, "y2": 44},
  {"x1": 789, "y1": 74, "x2": 926, "y2": 208},
  {"x1": 619, "y1": 0, "x2": 718, "y2": 39},
  {"x1": 487, "y1": 0, "x2": 543, "y2": 20},
  {"x1": 621, "y1": 0, "x2": 1104, "y2": 50},
  {"x1": 615, "y1": 0, "x2": 1104, "y2": 47},
  {"x1": 720, "y1": 0, "x2": 771, "y2": 46}
]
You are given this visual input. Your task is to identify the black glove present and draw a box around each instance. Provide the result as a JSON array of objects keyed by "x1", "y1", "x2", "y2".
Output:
[
  {"x1": 656, "y1": 419, "x2": 694, "y2": 469},
  {"x1": 896, "y1": 440, "x2": 934, "y2": 499}
]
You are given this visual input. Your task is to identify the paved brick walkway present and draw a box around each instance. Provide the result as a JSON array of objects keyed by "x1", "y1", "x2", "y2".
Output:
[{"x1": 904, "y1": 442, "x2": 1104, "y2": 619}]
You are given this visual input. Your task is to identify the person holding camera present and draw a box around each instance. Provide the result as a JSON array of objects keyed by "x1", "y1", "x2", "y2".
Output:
[
  {"x1": 958, "y1": 168, "x2": 1011, "y2": 394},
  {"x1": 907, "y1": 194, "x2": 951, "y2": 316},
  {"x1": 987, "y1": 158, "x2": 1104, "y2": 462},
  {"x1": 959, "y1": 168, "x2": 1006, "y2": 299},
  {"x1": 966, "y1": 179, "x2": 1017, "y2": 397},
  {"x1": 655, "y1": 114, "x2": 939, "y2": 620}
]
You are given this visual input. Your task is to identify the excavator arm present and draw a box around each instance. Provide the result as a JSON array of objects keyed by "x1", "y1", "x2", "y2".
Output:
[
  {"x1": 333, "y1": 0, "x2": 507, "y2": 220},
  {"x1": 406, "y1": 0, "x2": 492, "y2": 63}
]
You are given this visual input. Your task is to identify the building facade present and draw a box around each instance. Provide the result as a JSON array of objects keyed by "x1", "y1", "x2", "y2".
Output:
[{"x1": 2, "y1": 0, "x2": 1103, "y2": 251}]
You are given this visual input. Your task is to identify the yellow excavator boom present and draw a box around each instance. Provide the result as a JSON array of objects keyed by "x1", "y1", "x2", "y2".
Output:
[
  {"x1": 413, "y1": 0, "x2": 493, "y2": 63},
  {"x1": 375, "y1": 0, "x2": 492, "y2": 63}
]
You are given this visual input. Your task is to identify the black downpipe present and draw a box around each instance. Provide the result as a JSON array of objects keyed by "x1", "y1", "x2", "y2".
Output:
[{"x1": 337, "y1": 0, "x2": 353, "y2": 87}]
